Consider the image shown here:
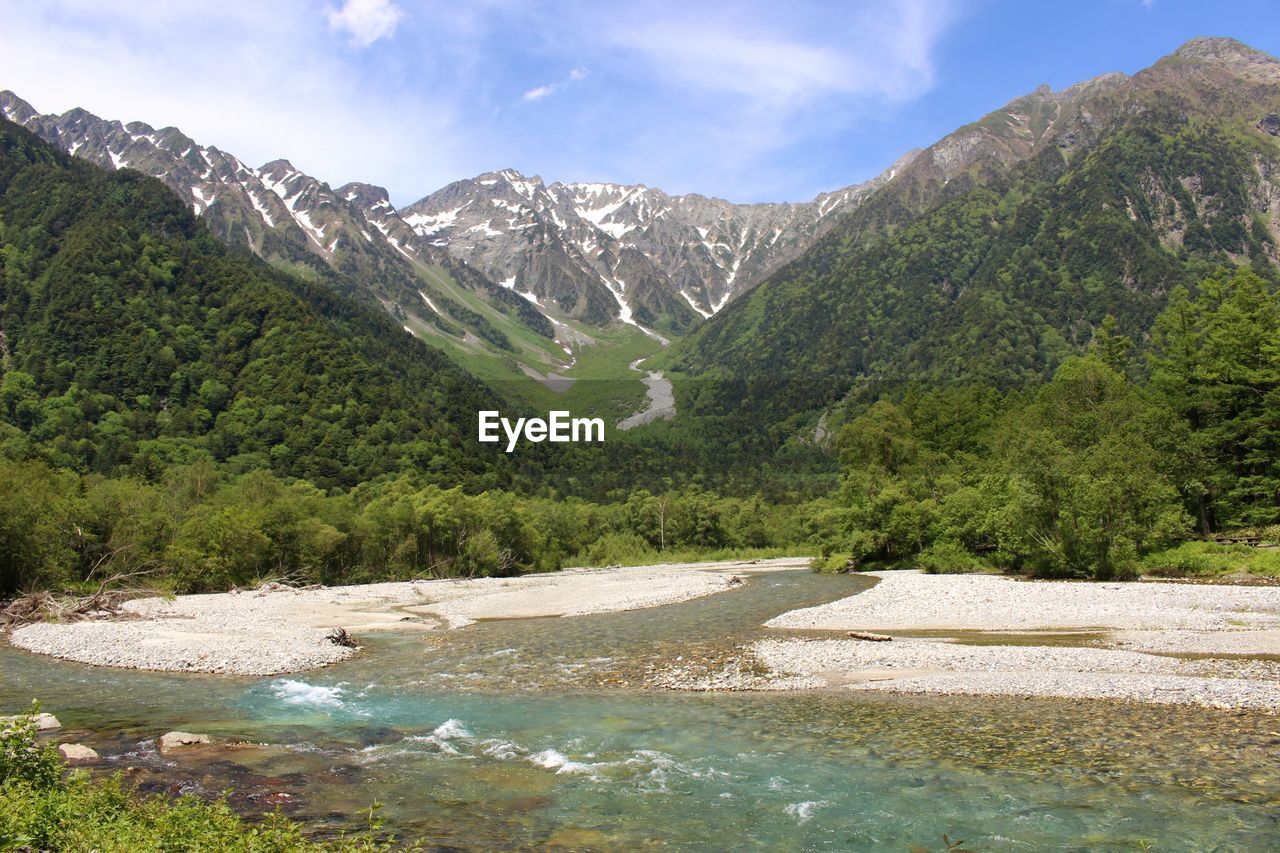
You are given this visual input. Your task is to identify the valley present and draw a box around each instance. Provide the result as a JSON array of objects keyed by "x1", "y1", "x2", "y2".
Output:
[
  {"x1": 3, "y1": 26, "x2": 1280, "y2": 853},
  {"x1": 0, "y1": 89, "x2": 901, "y2": 427}
]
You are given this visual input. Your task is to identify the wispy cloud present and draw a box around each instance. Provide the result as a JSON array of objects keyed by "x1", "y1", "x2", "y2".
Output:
[
  {"x1": 325, "y1": 0, "x2": 404, "y2": 47},
  {"x1": 0, "y1": 0, "x2": 465, "y2": 202},
  {"x1": 608, "y1": 1, "x2": 950, "y2": 107},
  {"x1": 521, "y1": 67, "x2": 588, "y2": 102},
  {"x1": 0, "y1": 0, "x2": 964, "y2": 203},
  {"x1": 585, "y1": 0, "x2": 957, "y2": 198}
]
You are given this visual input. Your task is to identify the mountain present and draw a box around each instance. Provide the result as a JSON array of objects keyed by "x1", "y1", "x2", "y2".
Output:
[
  {"x1": 668, "y1": 37, "x2": 1280, "y2": 446},
  {"x1": 0, "y1": 115, "x2": 512, "y2": 490},
  {"x1": 0, "y1": 91, "x2": 564, "y2": 380},
  {"x1": 399, "y1": 164, "x2": 910, "y2": 333},
  {"x1": 0, "y1": 91, "x2": 902, "y2": 350}
]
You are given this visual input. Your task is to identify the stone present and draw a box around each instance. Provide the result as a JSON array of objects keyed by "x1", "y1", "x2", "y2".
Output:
[
  {"x1": 58, "y1": 743, "x2": 99, "y2": 763},
  {"x1": 158, "y1": 731, "x2": 212, "y2": 752},
  {"x1": 0, "y1": 712, "x2": 61, "y2": 731}
]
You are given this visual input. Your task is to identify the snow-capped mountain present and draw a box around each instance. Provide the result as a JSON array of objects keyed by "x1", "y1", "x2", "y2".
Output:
[
  {"x1": 400, "y1": 163, "x2": 913, "y2": 332},
  {"x1": 0, "y1": 90, "x2": 553, "y2": 352},
  {"x1": 0, "y1": 88, "x2": 905, "y2": 339}
]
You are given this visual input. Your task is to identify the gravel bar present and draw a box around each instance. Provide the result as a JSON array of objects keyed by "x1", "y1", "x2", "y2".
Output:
[
  {"x1": 7, "y1": 559, "x2": 802, "y2": 676},
  {"x1": 657, "y1": 570, "x2": 1280, "y2": 711}
]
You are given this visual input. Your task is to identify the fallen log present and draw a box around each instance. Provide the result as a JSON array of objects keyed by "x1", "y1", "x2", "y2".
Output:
[
  {"x1": 847, "y1": 631, "x2": 892, "y2": 642},
  {"x1": 326, "y1": 627, "x2": 359, "y2": 648}
]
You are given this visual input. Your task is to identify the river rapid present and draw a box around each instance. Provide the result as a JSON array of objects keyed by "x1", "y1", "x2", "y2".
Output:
[{"x1": 2, "y1": 568, "x2": 1278, "y2": 850}]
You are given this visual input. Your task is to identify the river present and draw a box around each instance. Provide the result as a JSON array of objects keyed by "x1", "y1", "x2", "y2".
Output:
[
  {"x1": 2, "y1": 568, "x2": 1278, "y2": 849},
  {"x1": 617, "y1": 357, "x2": 675, "y2": 430}
]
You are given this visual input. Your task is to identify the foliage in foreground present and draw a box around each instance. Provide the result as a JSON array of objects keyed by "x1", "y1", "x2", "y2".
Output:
[{"x1": 0, "y1": 708, "x2": 398, "y2": 852}]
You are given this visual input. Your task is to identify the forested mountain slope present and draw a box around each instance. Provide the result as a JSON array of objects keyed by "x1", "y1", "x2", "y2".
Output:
[
  {"x1": 669, "y1": 38, "x2": 1280, "y2": 444},
  {"x1": 0, "y1": 117, "x2": 512, "y2": 490}
]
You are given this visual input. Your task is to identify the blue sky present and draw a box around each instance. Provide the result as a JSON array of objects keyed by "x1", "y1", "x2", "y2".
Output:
[{"x1": 1, "y1": 1, "x2": 1278, "y2": 205}]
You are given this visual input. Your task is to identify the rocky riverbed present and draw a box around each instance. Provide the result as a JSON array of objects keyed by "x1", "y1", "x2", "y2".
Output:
[
  {"x1": 6, "y1": 559, "x2": 801, "y2": 676},
  {"x1": 654, "y1": 570, "x2": 1280, "y2": 711}
]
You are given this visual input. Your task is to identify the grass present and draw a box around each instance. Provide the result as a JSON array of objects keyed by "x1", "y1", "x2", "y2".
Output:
[
  {"x1": 396, "y1": 255, "x2": 672, "y2": 422},
  {"x1": 1139, "y1": 541, "x2": 1280, "y2": 579},
  {"x1": 554, "y1": 324, "x2": 667, "y2": 424}
]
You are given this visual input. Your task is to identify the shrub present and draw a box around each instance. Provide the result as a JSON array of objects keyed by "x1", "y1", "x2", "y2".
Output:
[
  {"x1": 916, "y1": 541, "x2": 990, "y2": 574},
  {"x1": 0, "y1": 707, "x2": 401, "y2": 851},
  {"x1": 579, "y1": 532, "x2": 655, "y2": 566},
  {"x1": 811, "y1": 552, "x2": 854, "y2": 573},
  {"x1": 0, "y1": 704, "x2": 61, "y2": 790},
  {"x1": 1140, "y1": 541, "x2": 1280, "y2": 578}
]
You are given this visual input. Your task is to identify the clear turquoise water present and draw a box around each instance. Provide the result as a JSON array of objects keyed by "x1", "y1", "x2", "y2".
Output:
[{"x1": 3, "y1": 570, "x2": 1278, "y2": 850}]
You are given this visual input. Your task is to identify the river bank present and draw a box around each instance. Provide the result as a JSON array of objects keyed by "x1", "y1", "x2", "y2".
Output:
[
  {"x1": 653, "y1": 570, "x2": 1280, "y2": 711},
  {"x1": 10, "y1": 563, "x2": 1280, "y2": 710},
  {"x1": 5, "y1": 565, "x2": 1280, "y2": 847},
  {"x1": 7, "y1": 558, "x2": 804, "y2": 676}
]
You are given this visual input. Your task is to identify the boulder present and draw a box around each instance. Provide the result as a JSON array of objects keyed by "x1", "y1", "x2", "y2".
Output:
[
  {"x1": 0, "y1": 712, "x2": 61, "y2": 731},
  {"x1": 158, "y1": 731, "x2": 212, "y2": 752},
  {"x1": 58, "y1": 743, "x2": 99, "y2": 763}
]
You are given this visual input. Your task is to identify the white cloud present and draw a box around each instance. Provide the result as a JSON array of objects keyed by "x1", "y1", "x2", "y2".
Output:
[
  {"x1": 521, "y1": 68, "x2": 589, "y2": 103},
  {"x1": 0, "y1": 1, "x2": 466, "y2": 203},
  {"x1": 609, "y1": 1, "x2": 951, "y2": 107},
  {"x1": 326, "y1": 0, "x2": 404, "y2": 47},
  {"x1": 567, "y1": 0, "x2": 957, "y2": 199},
  {"x1": 0, "y1": 0, "x2": 964, "y2": 204}
]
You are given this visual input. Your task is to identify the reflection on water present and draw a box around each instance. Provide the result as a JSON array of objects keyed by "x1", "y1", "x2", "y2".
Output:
[{"x1": 3, "y1": 569, "x2": 1279, "y2": 850}]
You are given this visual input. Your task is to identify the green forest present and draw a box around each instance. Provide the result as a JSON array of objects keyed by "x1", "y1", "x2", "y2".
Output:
[
  {"x1": 669, "y1": 110, "x2": 1280, "y2": 451},
  {"x1": 3, "y1": 95, "x2": 1280, "y2": 603}
]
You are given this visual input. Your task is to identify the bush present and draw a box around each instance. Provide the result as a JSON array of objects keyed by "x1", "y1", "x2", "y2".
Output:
[
  {"x1": 1140, "y1": 541, "x2": 1280, "y2": 578},
  {"x1": 811, "y1": 552, "x2": 854, "y2": 573},
  {"x1": 0, "y1": 708, "x2": 401, "y2": 851},
  {"x1": 0, "y1": 704, "x2": 61, "y2": 790},
  {"x1": 916, "y1": 541, "x2": 991, "y2": 574},
  {"x1": 579, "y1": 532, "x2": 655, "y2": 566}
]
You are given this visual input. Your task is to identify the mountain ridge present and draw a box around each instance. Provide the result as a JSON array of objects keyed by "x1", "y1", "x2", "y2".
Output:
[
  {"x1": 0, "y1": 90, "x2": 904, "y2": 343},
  {"x1": 668, "y1": 36, "x2": 1280, "y2": 447}
]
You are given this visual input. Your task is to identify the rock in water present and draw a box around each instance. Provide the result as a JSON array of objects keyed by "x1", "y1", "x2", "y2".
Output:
[
  {"x1": 0, "y1": 712, "x2": 62, "y2": 731},
  {"x1": 158, "y1": 731, "x2": 213, "y2": 752},
  {"x1": 58, "y1": 743, "x2": 99, "y2": 763}
]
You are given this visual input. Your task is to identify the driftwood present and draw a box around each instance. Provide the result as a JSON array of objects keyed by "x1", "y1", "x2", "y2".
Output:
[
  {"x1": 0, "y1": 570, "x2": 157, "y2": 628},
  {"x1": 847, "y1": 631, "x2": 892, "y2": 642},
  {"x1": 326, "y1": 627, "x2": 359, "y2": 648},
  {"x1": 252, "y1": 572, "x2": 323, "y2": 595}
]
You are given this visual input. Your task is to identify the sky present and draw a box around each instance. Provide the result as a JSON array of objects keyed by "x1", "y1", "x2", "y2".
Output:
[{"x1": 2, "y1": 0, "x2": 1279, "y2": 206}]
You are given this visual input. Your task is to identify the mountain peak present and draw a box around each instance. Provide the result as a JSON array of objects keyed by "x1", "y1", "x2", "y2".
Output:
[
  {"x1": 1157, "y1": 37, "x2": 1280, "y2": 86},
  {"x1": 0, "y1": 90, "x2": 37, "y2": 124},
  {"x1": 259, "y1": 158, "x2": 298, "y2": 177},
  {"x1": 490, "y1": 168, "x2": 544, "y2": 190},
  {"x1": 337, "y1": 181, "x2": 393, "y2": 210},
  {"x1": 1177, "y1": 35, "x2": 1269, "y2": 60},
  {"x1": 1172, "y1": 36, "x2": 1278, "y2": 66}
]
